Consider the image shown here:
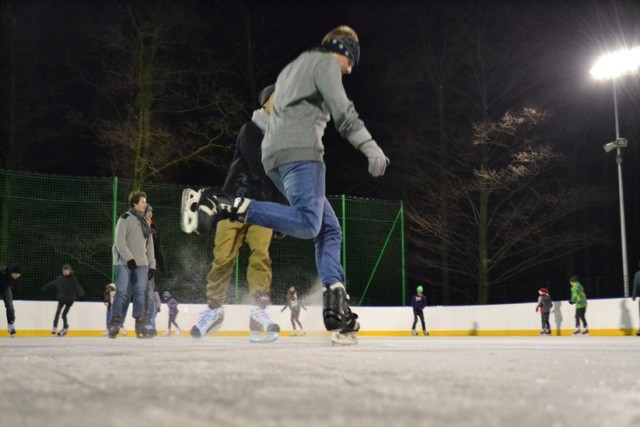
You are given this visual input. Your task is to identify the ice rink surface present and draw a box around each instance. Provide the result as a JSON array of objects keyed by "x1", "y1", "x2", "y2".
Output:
[{"x1": 2, "y1": 336, "x2": 639, "y2": 427}]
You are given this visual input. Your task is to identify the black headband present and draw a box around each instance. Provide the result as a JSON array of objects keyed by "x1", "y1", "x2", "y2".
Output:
[{"x1": 321, "y1": 37, "x2": 360, "y2": 65}]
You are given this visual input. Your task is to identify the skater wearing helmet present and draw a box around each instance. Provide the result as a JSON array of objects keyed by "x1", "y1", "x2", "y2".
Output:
[
  {"x1": 411, "y1": 285, "x2": 428, "y2": 336},
  {"x1": 181, "y1": 25, "x2": 389, "y2": 345},
  {"x1": 183, "y1": 84, "x2": 285, "y2": 343},
  {"x1": 535, "y1": 287, "x2": 553, "y2": 335}
]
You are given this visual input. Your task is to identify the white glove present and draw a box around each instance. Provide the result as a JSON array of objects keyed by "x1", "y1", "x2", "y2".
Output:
[{"x1": 359, "y1": 140, "x2": 389, "y2": 177}]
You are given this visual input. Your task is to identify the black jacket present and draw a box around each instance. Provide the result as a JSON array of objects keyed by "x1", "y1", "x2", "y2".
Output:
[
  {"x1": 222, "y1": 121, "x2": 287, "y2": 204},
  {"x1": 41, "y1": 275, "x2": 85, "y2": 302},
  {"x1": 0, "y1": 266, "x2": 20, "y2": 292}
]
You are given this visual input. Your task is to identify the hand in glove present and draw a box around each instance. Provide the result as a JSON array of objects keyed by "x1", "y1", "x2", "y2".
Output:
[
  {"x1": 148, "y1": 269, "x2": 156, "y2": 280},
  {"x1": 359, "y1": 140, "x2": 389, "y2": 177},
  {"x1": 127, "y1": 259, "x2": 137, "y2": 270}
]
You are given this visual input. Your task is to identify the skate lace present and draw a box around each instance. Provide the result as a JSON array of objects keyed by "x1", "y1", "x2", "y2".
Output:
[
  {"x1": 196, "y1": 307, "x2": 223, "y2": 329},
  {"x1": 250, "y1": 307, "x2": 272, "y2": 326}
]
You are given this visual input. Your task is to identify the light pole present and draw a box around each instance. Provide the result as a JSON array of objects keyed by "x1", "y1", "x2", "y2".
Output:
[{"x1": 590, "y1": 47, "x2": 640, "y2": 297}]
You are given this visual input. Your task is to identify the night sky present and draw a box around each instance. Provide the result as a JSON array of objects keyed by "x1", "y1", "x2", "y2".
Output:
[{"x1": 2, "y1": 0, "x2": 640, "y2": 303}]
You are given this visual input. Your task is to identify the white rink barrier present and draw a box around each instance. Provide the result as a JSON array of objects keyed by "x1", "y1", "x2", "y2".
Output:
[{"x1": 1, "y1": 297, "x2": 638, "y2": 337}]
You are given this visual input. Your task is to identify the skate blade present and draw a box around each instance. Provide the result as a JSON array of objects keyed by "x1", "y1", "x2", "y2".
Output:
[
  {"x1": 250, "y1": 331, "x2": 279, "y2": 343},
  {"x1": 180, "y1": 188, "x2": 201, "y2": 234},
  {"x1": 330, "y1": 331, "x2": 358, "y2": 346}
]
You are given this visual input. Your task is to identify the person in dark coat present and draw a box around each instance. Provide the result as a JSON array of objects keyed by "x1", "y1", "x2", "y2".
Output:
[
  {"x1": 0, "y1": 265, "x2": 21, "y2": 337},
  {"x1": 41, "y1": 264, "x2": 85, "y2": 336},
  {"x1": 411, "y1": 285, "x2": 429, "y2": 336}
]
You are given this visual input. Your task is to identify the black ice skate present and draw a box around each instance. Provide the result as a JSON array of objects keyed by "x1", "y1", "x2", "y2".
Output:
[
  {"x1": 108, "y1": 316, "x2": 121, "y2": 339},
  {"x1": 323, "y1": 282, "x2": 360, "y2": 346}
]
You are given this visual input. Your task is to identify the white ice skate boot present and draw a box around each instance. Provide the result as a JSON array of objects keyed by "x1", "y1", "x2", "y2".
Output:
[
  {"x1": 57, "y1": 328, "x2": 68, "y2": 337},
  {"x1": 8, "y1": 324, "x2": 16, "y2": 337},
  {"x1": 190, "y1": 306, "x2": 224, "y2": 338},
  {"x1": 181, "y1": 188, "x2": 216, "y2": 234},
  {"x1": 249, "y1": 306, "x2": 280, "y2": 343}
]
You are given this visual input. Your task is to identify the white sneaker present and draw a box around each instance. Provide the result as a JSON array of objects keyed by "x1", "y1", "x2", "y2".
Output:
[
  {"x1": 190, "y1": 306, "x2": 224, "y2": 338},
  {"x1": 249, "y1": 306, "x2": 279, "y2": 343}
]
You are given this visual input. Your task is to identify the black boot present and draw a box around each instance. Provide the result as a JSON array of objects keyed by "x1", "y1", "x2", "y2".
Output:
[
  {"x1": 108, "y1": 316, "x2": 121, "y2": 339},
  {"x1": 323, "y1": 283, "x2": 360, "y2": 333},
  {"x1": 135, "y1": 316, "x2": 147, "y2": 339}
]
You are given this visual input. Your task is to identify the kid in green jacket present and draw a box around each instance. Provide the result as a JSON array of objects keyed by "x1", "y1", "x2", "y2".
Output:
[{"x1": 569, "y1": 275, "x2": 588, "y2": 335}]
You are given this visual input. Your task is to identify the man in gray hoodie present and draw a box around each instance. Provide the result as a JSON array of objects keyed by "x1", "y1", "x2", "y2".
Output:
[
  {"x1": 181, "y1": 26, "x2": 388, "y2": 345},
  {"x1": 110, "y1": 190, "x2": 156, "y2": 339}
]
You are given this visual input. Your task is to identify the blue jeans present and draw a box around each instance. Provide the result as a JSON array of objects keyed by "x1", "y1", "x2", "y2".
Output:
[
  {"x1": 112, "y1": 265, "x2": 148, "y2": 321},
  {"x1": 245, "y1": 161, "x2": 344, "y2": 286}
]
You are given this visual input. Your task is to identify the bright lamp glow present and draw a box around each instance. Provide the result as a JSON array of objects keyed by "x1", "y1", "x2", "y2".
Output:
[{"x1": 590, "y1": 47, "x2": 640, "y2": 80}]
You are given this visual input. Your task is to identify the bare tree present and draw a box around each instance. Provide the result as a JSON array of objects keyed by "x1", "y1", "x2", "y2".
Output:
[
  {"x1": 81, "y1": 2, "x2": 245, "y2": 183},
  {"x1": 407, "y1": 107, "x2": 608, "y2": 304}
]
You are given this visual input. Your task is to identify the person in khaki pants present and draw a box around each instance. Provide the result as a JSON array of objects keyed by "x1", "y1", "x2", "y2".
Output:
[{"x1": 188, "y1": 84, "x2": 286, "y2": 342}]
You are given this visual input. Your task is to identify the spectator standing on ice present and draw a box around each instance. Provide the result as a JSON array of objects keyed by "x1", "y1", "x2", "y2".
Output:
[
  {"x1": 411, "y1": 285, "x2": 429, "y2": 336},
  {"x1": 282, "y1": 286, "x2": 306, "y2": 336},
  {"x1": 0, "y1": 265, "x2": 21, "y2": 337},
  {"x1": 162, "y1": 291, "x2": 182, "y2": 336},
  {"x1": 110, "y1": 190, "x2": 156, "y2": 339},
  {"x1": 143, "y1": 204, "x2": 165, "y2": 337},
  {"x1": 180, "y1": 26, "x2": 388, "y2": 346},
  {"x1": 41, "y1": 264, "x2": 85, "y2": 336},
  {"x1": 535, "y1": 287, "x2": 553, "y2": 335},
  {"x1": 569, "y1": 275, "x2": 588, "y2": 335}
]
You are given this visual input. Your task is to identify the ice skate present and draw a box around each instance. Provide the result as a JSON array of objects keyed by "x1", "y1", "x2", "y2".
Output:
[
  {"x1": 180, "y1": 188, "x2": 216, "y2": 234},
  {"x1": 135, "y1": 316, "x2": 148, "y2": 339},
  {"x1": 423, "y1": 330, "x2": 429, "y2": 336},
  {"x1": 323, "y1": 283, "x2": 359, "y2": 346},
  {"x1": 57, "y1": 328, "x2": 68, "y2": 337},
  {"x1": 175, "y1": 328, "x2": 182, "y2": 336},
  {"x1": 108, "y1": 316, "x2": 121, "y2": 339},
  {"x1": 540, "y1": 329, "x2": 546, "y2": 335},
  {"x1": 164, "y1": 330, "x2": 171, "y2": 336},
  {"x1": 572, "y1": 328, "x2": 581, "y2": 335},
  {"x1": 51, "y1": 328, "x2": 57, "y2": 336},
  {"x1": 289, "y1": 331, "x2": 297, "y2": 337},
  {"x1": 249, "y1": 306, "x2": 280, "y2": 343},
  {"x1": 190, "y1": 306, "x2": 224, "y2": 338},
  {"x1": 299, "y1": 330, "x2": 305, "y2": 336},
  {"x1": 581, "y1": 328, "x2": 589, "y2": 335},
  {"x1": 8, "y1": 324, "x2": 16, "y2": 337},
  {"x1": 411, "y1": 329, "x2": 417, "y2": 336}
]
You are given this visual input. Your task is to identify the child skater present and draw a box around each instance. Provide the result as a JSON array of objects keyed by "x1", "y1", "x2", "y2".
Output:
[
  {"x1": 411, "y1": 285, "x2": 429, "y2": 336},
  {"x1": 162, "y1": 291, "x2": 182, "y2": 336},
  {"x1": 535, "y1": 287, "x2": 553, "y2": 335},
  {"x1": 281, "y1": 286, "x2": 307, "y2": 336},
  {"x1": 41, "y1": 264, "x2": 85, "y2": 336}
]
